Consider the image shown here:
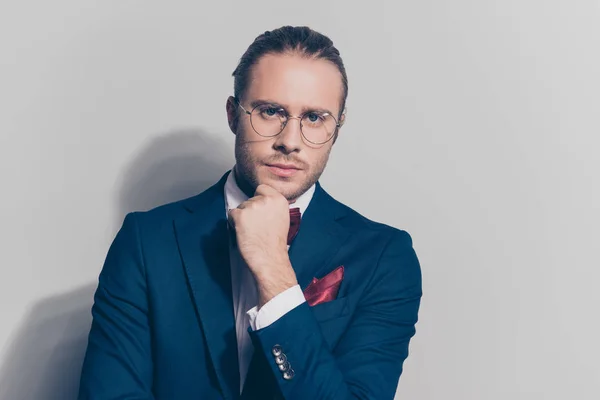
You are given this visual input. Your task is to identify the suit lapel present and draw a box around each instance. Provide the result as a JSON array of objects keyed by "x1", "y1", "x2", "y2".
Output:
[
  {"x1": 174, "y1": 171, "x2": 239, "y2": 400},
  {"x1": 288, "y1": 182, "x2": 352, "y2": 295}
]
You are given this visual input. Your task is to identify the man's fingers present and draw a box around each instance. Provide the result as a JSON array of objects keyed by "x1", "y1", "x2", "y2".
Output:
[
  {"x1": 254, "y1": 185, "x2": 289, "y2": 207},
  {"x1": 254, "y1": 184, "x2": 278, "y2": 197},
  {"x1": 254, "y1": 184, "x2": 269, "y2": 195},
  {"x1": 236, "y1": 198, "x2": 256, "y2": 210}
]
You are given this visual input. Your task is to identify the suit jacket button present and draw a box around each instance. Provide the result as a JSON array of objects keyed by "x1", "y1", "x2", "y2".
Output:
[
  {"x1": 278, "y1": 361, "x2": 290, "y2": 372},
  {"x1": 272, "y1": 345, "x2": 283, "y2": 357},
  {"x1": 283, "y1": 368, "x2": 295, "y2": 380},
  {"x1": 275, "y1": 353, "x2": 287, "y2": 365}
]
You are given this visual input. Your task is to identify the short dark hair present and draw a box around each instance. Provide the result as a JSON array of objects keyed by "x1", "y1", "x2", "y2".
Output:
[{"x1": 232, "y1": 26, "x2": 348, "y2": 117}]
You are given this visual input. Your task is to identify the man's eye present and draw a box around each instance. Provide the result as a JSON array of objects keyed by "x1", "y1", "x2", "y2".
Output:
[
  {"x1": 306, "y1": 112, "x2": 322, "y2": 123},
  {"x1": 259, "y1": 106, "x2": 281, "y2": 117}
]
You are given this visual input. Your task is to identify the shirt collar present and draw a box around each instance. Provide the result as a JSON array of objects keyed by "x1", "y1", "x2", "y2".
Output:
[{"x1": 224, "y1": 167, "x2": 316, "y2": 217}]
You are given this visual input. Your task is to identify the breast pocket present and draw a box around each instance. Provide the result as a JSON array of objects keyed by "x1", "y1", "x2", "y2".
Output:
[{"x1": 309, "y1": 296, "x2": 349, "y2": 322}]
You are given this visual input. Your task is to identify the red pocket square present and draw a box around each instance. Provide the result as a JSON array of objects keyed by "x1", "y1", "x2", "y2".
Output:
[{"x1": 303, "y1": 265, "x2": 344, "y2": 306}]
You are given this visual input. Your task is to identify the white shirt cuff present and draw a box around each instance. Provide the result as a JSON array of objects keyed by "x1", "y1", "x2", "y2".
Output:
[{"x1": 247, "y1": 284, "x2": 306, "y2": 331}]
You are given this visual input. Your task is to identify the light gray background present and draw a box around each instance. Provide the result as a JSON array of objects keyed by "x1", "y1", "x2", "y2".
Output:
[{"x1": 1, "y1": 1, "x2": 598, "y2": 399}]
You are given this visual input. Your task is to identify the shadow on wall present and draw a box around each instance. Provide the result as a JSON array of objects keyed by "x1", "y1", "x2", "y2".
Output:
[
  {"x1": 114, "y1": 128, "x2": 234, "y2": 227},
  {"x1": 0, "y1": 285, "x2": 96, "y2": 400},
  {"x1": 0, "y1": 129, "x2": 233, "y2": 400}
]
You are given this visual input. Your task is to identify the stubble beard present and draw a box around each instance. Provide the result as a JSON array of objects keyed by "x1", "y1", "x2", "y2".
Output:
[{"x1": 233, "y1": 138, "x2": 331, "y2": 202}]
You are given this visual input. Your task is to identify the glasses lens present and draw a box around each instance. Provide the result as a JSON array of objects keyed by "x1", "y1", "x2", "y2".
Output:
[
  {"x1": 250, "y1": 104, "x2": 286, "y2": 137},
  {"x1": 301, "y1": 112, "x2": 337, "y2": 144},
  {"x1": 249, "y1": 104, "x2": 338, "y2": 144}
]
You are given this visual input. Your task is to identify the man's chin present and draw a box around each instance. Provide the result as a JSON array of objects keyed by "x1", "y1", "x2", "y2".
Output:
[
  {"x1": 258, "y1": 176, "x2": 301, "y2": 198},
  {"x1": 263, "y1": 177, "x2": 295, "y2": 191},
  {"x1": 260, "y1": 169, "x2": 296, "y2": 184}
]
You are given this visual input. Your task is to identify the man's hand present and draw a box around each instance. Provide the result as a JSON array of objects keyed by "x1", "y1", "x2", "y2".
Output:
[{"x1": 227, "y1": 184, "x2": 298, "y2": 308}]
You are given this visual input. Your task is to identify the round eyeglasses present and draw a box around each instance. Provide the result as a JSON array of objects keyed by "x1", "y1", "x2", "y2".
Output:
[{"x1": 235, "y1": 98, "x2": 341, "y2": 145}]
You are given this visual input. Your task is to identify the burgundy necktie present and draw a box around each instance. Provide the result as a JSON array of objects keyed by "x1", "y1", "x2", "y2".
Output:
[{"x1": 287, "y1": 207, "x2": 301, "y2": 245}]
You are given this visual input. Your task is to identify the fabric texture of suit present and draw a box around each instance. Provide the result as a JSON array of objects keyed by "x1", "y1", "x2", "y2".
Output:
[{"x1": 78, "y1": 170, "x2": 422, "y2": 399}]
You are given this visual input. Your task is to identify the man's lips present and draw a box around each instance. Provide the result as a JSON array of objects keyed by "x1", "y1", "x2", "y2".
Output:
[
  {"x1": 266, "y1": 163, "x2": 301, "y2": 170},
  {"x1": 266, "y1": 163, "x2": 301, "y2": 177}
]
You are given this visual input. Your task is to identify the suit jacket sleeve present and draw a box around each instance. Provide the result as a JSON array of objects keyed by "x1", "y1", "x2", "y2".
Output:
[
  {"x1": 249, "y1": 229, "x2": 422, "y2": 399},
  {"x1": 78, "y1": 212, "x2": 155, "y2": 400}
]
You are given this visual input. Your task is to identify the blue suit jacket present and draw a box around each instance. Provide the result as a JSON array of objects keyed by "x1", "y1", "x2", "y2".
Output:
[{"x1": 78, "y1": 170, "x2": 422, "y2": 399}]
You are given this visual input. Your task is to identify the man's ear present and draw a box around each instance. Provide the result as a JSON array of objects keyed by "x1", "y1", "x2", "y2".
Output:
[
  {"x1": 226, "y1": 96, "x2": 239, "y2": 134},
  {"x1": 332, "y1": 109, "x2": 346, "y2": 145},
  {"x1": 338, "y1": 109, "x2": 346, "y2": 128}
]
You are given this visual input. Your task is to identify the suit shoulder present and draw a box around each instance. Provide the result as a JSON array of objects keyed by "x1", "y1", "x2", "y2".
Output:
[
  {"x1": 128, "y1": 195, "x2": 194, "y2": 222},
  {"x1": 119, "y1": 189, "x2": 210, "y2": 235},
  {"x1": 332, "y1": 199, "x2": 413, "y2": 245},
  {"x1": 120, "y1": 171, "x2": 227, "y2": 228}
]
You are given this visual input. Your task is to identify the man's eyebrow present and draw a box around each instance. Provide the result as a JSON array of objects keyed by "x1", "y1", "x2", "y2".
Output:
[
  {"x1": 249, "y1": 99, "x2": 335, "y2": 116},
  {"x1": 249, "y1": 99, "x2": 280, "y2": 108}
]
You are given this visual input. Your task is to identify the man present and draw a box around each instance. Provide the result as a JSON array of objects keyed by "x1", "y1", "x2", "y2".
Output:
[{"x1": 78, "y1": 26, "x2": 422, "y2": 399}]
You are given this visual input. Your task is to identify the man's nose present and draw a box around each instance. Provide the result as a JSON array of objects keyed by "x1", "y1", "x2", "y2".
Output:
[{"x1": 274, "y1": 117, "x2": 303, "y2": 150}]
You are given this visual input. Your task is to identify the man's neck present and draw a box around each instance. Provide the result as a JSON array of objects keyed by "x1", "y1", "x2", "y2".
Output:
[{"x1": 232, "y1": 166, "x2": 255, "y2": 199}]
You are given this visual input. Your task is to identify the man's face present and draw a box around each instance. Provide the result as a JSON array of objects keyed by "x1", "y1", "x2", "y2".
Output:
[{"x1": 227, "y1": 53, "x2": 344, "y2": 202}]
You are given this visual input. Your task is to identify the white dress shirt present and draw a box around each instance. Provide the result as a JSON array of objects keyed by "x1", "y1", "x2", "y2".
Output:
[{"x1": 224, "y1": 168, "x2": 315, "y2": 393}]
